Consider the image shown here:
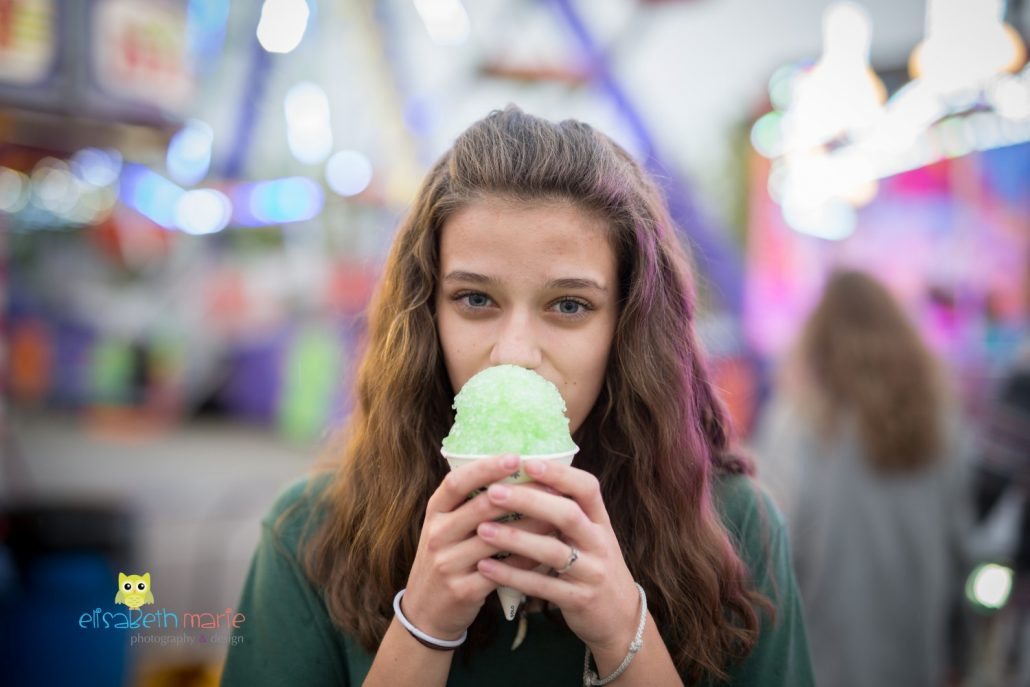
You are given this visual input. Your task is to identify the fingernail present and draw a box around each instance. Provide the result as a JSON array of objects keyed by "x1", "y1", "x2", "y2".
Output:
[
  {"x1": 488, "y1": 484, "x2": 511, "y2": 500},
  {"x1": 526, "y1": 460, "x2": 545, "y2": 476},
  {"x1": 479, "y1": 559, "x2": 496, "y2": 573},
  {"x1": 478, "y1": 522, "x2": 498, "y2": 538},
  {"x1": 500, "y1": 454, "x2": 519, "y2": 470}
]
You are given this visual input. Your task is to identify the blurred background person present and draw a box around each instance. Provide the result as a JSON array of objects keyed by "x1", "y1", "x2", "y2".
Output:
[{"x1": 754, "y1": 269, "x2": 976, "y2": 687}]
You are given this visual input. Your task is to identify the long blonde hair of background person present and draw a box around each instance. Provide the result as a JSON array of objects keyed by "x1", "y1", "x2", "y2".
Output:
[
  {"x1": 289, "y1": 106, "x2": 772, "y2": 682},
  {"x1": 787, "y1": 269, "x2": 946, "y2": 472}
]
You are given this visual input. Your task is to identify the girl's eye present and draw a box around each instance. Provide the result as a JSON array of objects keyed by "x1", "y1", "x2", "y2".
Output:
[
  {"x1": 453, "y1": 291, "x2": 493, "y2": 309},
  {"x1": 555, "y1": 299, "x2": 585, "y2": 315},
  {"x1": 550, "y1": 298, "x2": 592, "y2": 319},
  {"x1": 453, "y1": 290, "x2": 496, "y2": 311}
]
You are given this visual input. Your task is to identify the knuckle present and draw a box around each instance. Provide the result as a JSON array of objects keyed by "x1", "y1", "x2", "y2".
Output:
[
  {"x1": 572, "y1": 586, "x2": 596, "y2": 612},
  {"x1": 475, "y1": 492, "x2": 496, "y2": 516},
  {"x1": 447, "y1": 579, "x2": 474, "y2": 605},
  {"x1": 456, "y1": 584, "x2": 479, "y2": 605},
  {"x1": 424, "y1": 528, "x2": 444, "y2": 553},
  {"x1": 559, "y1": 507, "x2": 586, "y2": 532},
  {"x1": 442, "y1": 471, "x2": 461, "y2": 496},
  {"x1": 584, "y1": 473, "x2": 601, "y2": 494}
]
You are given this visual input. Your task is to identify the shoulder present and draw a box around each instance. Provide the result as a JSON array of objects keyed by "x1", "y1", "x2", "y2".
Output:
[
  {"x1": 712, "y1": 473, "x2": 785, "y2": 539},
  {"x1": 708, "y1": 474, "x2": 817, "y2": 685},
  {"x1": 711, "y1": 473, "x2": 789, "y2": 582},
  {"x1": 262, "y1": 471, "x2": 334, "y2": 562}
]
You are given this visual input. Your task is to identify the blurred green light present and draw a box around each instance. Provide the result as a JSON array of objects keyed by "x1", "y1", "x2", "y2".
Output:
[
  {"x1": 966, "y1": 563, "x2": 1013, "y2": 611},
  {"x1": 751, "y1": 111, "x2": 785, "y2": 158},
  {"x1": 768, "y1": 63, "x2": 803, "y2": 111}
]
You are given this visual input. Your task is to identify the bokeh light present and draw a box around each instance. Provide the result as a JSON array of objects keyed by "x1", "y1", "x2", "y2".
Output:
[
  {"x1": 966, "y1": 563, "x2": 1014, "y2": 611},
  {"x1": 167, "y1": 119, "x2": 214, "y2": 186},
  {"x1": 413, "y1": 0, "x2": 470, "y2": 46},
  {"x1": 120, "y1": 164, "x2": 185, "y2": 229},
  {"x1": 71, "y1": 148, "x2": 123, "y2": 188},
  {"x1": 175, "y1": 188, "x2": 232, "y2": 235},
  {"x1": 256, "y1": 0, "x2": 310, "y2": 54},
  {"x1": 0, "y1": 167, "x2": 29, "y2": 214},
  {"x1": 31, "y1": 158, "x2": 78, "y2": 215},
  {"x1": 284, "y1": 82, "x2": 333, "y2": 165},
  {"x1": 325, "y1": 150, "x2": 373, "y2": 197},
  {"x1": 234, "y1": 176, "x2": 324, "y2": 226}
]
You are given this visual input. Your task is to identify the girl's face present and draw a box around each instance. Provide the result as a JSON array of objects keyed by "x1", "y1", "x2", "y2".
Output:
[{"x1": 435, "y1": 197, "x2": 619, "y2": 434}]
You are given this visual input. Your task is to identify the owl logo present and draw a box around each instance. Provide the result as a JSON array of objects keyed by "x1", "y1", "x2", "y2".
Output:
[{"x1": 115, "y1": 572, "x2": 154, "y2": 610}]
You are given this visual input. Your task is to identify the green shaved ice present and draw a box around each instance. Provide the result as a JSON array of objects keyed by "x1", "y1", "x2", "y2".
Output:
[{"x1": 442, "y1": 365, "x2": 576, "y2": 456}]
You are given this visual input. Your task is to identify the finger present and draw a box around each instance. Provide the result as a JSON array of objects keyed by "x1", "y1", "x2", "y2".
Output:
[
  {"x1": 485, "y1": 483, "x2": 604, "y2": 549},
  {"x1": 504, "y1": 516, "x2": 558, "y2": 538},
  {"x1": 425, "y1": 493, "x2": 515, "y2": 551},
  {"x1": 448, "y1": 482, "x2": 557, "y2": 535},
  {"x1": 432, "y1": 524, "x2": 554, "y2": 575},
  {"x1": 446, "y1": 489, "x2": 538, "y2": 537},
  {"x1": 485, "y1": 517, "x2": 559, "y2": 571},
  {"x1": 522, "y1": 460, "x2": 610, "y2": 524},
  {"x1": 476, "y1": 558, "x2": 576, "y2": 608},
  {"x1": 477, "y1": 522, "x2": 599, "y2": 582},
  {"x1": 429, "y1": 487, "x2": 558, "y2": 552},
  {"x1": 429, "y1": 453, "x2": 521, "y2": 513},
  {"x1": 423, "y1": 571, "x2": 498, "y2": 609}
]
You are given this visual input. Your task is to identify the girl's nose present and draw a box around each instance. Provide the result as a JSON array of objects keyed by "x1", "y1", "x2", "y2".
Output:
[{"x1": 489, "y1": 311, "x2": 542, "y2": 369}]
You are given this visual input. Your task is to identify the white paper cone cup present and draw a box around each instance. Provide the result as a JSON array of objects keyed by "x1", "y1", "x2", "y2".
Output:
[
  {"x1": 440, "y1": 448, "x2": 578, "y2": 484},
  {"x1": 440, "y1": 447, "x2": 578, "y2": 620},
  {"x1": 497, "y1": 586, "x2": 524, "y2": 621}
]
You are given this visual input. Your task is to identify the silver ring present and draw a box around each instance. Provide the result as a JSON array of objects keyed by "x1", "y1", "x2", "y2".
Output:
[{"x1": 556, "y1": 545, "x2": 579, "y2": 575}]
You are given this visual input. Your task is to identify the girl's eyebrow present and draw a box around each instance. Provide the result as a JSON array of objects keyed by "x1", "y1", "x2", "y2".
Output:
[
  {"x1": 547, "y1": 277, "x2": 608, "y2": 293},
  {"x1": 443, "y1": 271, "x2": 608, "y2": 293},
  {"x1": 443, "y1": 271, "x2": 495, "y2": 286}
]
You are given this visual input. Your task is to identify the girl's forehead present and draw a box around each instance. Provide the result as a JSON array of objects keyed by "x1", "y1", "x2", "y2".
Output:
[
  {"x1": 440, "y1": 199, "x2": 612, "y2": 254},
  {"x1": 438, "y1": 203, "x2": 616, "y2": 289}
]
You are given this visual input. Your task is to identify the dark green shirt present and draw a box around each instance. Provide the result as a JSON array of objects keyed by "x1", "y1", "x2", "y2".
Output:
[{"x1": 221, "y1": 473, "x2": 813, "y2": 686}]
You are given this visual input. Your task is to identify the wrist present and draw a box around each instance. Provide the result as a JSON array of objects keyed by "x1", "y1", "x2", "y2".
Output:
[
  {"x1": 398, "y1": 589, "x2": 463, "y2": 641},
  {"x1": 588, "y1": 584, "x2": 644, "y2": 657},
  {"x1": 584, "y1": 583, "x2": 648, "y2": 686},
  {"x1": 393, "y1": 589, "x2": 468, "y2": 649},
  {"x1": 587, "y1": 617, "x2": 643, "y2": 673}
]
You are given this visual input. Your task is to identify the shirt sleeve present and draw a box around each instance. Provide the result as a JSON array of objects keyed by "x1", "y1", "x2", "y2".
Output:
[
  {"x1": 713, "y1": 480, "x2": 816, "y2": 687},
  {"x1": 220, "y1": 521, "x2": 350, "y2": 686}
]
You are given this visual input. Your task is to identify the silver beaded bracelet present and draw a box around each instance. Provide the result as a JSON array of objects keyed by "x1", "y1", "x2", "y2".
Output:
[{"x1": 583, "y1": 582, "x2": 647, "y2": 686}]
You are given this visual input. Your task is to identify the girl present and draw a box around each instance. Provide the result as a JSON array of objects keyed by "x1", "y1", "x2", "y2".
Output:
[{"x1": 222, "y1": 106, "x2": 813, "y2": 686}]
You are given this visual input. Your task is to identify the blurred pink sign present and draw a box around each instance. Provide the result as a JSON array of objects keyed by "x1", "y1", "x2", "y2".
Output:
[{"x1": 91, "y1": 0, "x2": 193, "y2": 113}]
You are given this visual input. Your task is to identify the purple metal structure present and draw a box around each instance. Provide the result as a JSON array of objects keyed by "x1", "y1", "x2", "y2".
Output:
[{"x1": 550, "y1": 0, "x2": 744, "y2": 314}]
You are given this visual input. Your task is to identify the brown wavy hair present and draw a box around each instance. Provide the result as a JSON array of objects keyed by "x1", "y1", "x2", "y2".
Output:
[
  {"x1": 790, "y1": 269, "x2": 945, "y2": 472},
  {"x1": 299, "y1": 106, "x2": 769, "y2": 682}
]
